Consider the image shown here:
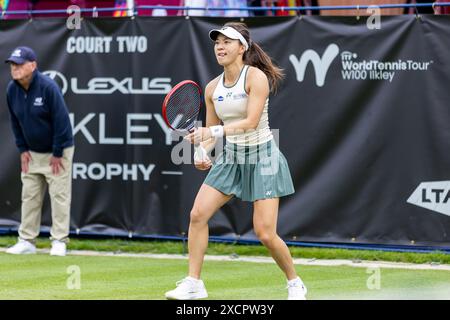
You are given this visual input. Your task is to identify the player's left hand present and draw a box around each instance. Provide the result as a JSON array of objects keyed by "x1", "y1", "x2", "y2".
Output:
[
  {"x1": 184, "y1": 127, "x2": 212, "y2": 144},
  {"x1": 50, "y1": 156, "x2": 65, "y2": 176}
]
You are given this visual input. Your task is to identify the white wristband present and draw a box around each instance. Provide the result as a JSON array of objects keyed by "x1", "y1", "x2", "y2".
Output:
[
  {"x1": 194, "y1": 145, "x2": 208, "y2": 162},
  {"x1": 210, "y1": 125, "x2": 224, "y2": 138}
]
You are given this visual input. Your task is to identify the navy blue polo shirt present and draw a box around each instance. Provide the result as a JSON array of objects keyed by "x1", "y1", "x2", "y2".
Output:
[{"x1": 6, "y1": 70, "x2": 74, "y2": 157}]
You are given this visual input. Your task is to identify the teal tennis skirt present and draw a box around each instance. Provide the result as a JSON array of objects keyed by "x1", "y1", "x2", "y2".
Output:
[{"x1": 204, "y1": 139, "x2": 295, "y2": 202}]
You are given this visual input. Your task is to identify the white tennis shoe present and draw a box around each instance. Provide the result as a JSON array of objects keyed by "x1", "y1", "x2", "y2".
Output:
[
  {"x1": 50, "y1": 240, "x2": 67, "y2": 256},
  {"x1": 165, "y1": 276, "x2": 208, "y2": 300},
  {"x1": 6, "y1": 239, "x2": 36, "y2": 255},
  {"x1": 287, "y1": 277, "x2": 307, "y2": 300}
]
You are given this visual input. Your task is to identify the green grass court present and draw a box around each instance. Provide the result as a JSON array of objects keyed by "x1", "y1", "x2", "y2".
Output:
[
  {"x1": 0, "y1": 236, "x2": 449, "y2": 300},
  {"x1": 0, "y1": 253, "x2": 449, "y2": 300}
]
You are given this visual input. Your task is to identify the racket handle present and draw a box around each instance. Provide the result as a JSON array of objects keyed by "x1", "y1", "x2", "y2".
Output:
[{"x1": 194, "y1": 144, "x2": 208, "y2": 162}]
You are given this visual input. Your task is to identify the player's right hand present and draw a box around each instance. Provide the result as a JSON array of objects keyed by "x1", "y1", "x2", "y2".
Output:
[{"x1": 194, "y1": 158, "x2": 212, "y2": 171}]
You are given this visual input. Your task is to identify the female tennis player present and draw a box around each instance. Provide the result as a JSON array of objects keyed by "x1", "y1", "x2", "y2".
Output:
[{"x1": 165, "y1": 22, "x2": 307, "y2": 300}]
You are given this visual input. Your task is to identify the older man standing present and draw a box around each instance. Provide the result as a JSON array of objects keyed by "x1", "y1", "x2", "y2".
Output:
[{"x1": 5, "y1": 46, "x2": 74, "y2": 256}]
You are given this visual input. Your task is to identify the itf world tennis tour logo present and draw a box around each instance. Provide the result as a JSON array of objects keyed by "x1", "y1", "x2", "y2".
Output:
[{"x1": 289, "y1": 43, "x2": 433, "y2": 87}]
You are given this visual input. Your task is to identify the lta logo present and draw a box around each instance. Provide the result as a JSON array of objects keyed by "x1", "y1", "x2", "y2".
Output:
[{"x1": 407, "y1": 181, "x2": 450, "y2": 217}]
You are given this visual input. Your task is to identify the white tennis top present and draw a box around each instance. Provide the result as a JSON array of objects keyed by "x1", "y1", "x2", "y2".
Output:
[{"x1": 212, "y1": 65, "x2": 273, "y2": 146}]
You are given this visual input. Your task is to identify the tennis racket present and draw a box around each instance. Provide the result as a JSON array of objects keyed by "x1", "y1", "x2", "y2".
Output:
[{"x1": 162, "y1": 80, "x2": 207, "y2": 161}]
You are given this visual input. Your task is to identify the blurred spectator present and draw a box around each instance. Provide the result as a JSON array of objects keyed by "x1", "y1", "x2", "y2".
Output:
[
  {"x1": 4, "y1": 0, "x2": 115, "y2": 18},
  {"x1": 2, "y1": 0, "x2": 28, "y2": 19},
  {"x1": 248, "y1": 0, "x2": 319, "y2": 17},
  {"x1": 183, "y1": 0, "x2": 207, "y2": 16},
  {"x1": 414, "y1": 0, "x2": 433, "y2": 13},
  {"x1": 319, "y1": 0, "x2": 407, "y2": 16},
  {"x1": 136, "y1": 1, "x2": 181, "y2": 16},
  {"x1": 272, "y1": 0, "x2": 300, "y2": 16},
  {"x1": 151, "y1": 4, "x2": 167, "y2": 15},
  {"x1": 0, "y1": 0, "x2": 10, "y2": 12},
  {"x1": 248, "y1": 0, "x2": 264, "y2": 16},
  {"x1": 113, "y1": 0, "x2": 128, "y2": 16},
  {"x1": 182, "y1": 0, "x2": 248, "y2": 16},
  {"x1": 210, "y1": 0, "x2": 248, "y2": 17},
  {"x1": 299, "y1": 0, "x2": 320, "y2": 15},
  {"x1": 433, "y1": 0, "x2": 450, "y2": 14}
]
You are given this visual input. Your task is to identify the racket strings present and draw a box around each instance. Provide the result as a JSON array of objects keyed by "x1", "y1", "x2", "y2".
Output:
[{"x1": 166, "y1": 84, "x2": 201, "y2": 131}]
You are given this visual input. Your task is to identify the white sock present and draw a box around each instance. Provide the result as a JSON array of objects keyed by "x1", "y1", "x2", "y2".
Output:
[
  {"x1": 186, "y1": 276, "x2": 201, "y2": 282},
  {"x1": 287, "y1": 277, "x2": 302, "y2": 286}
]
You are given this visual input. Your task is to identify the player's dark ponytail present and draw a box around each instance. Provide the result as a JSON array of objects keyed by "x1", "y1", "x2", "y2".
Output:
[{"x1": 224, "y1": 22, "x2": 284, "y2": 93}]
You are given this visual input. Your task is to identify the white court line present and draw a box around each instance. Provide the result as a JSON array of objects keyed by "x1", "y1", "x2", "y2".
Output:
[{"x1": 1, "y1": 248, "x2": 449, "y2": 271}]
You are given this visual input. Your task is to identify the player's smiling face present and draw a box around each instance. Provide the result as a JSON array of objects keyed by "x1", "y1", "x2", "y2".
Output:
[{"x1": 214, "y1": 34, "x2": 244, "y2": 66}]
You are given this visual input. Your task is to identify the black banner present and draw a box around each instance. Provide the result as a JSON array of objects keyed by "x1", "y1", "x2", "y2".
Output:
[{"x1": 1, "y1": 16, "x2": 450, "y2": 248}]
